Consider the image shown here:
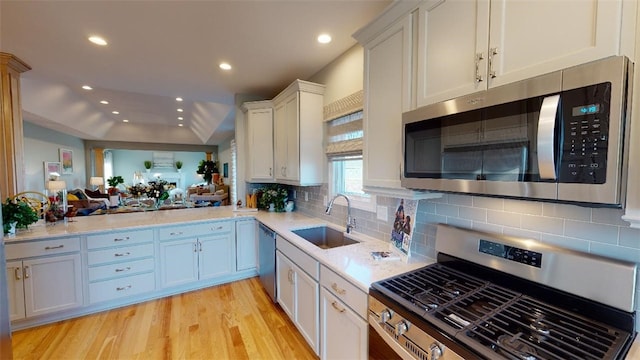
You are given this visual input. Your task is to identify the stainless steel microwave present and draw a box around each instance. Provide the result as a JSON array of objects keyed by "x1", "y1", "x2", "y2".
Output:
[{"x1": 402, "y1": 56, "x2": 633, "y2": 206}]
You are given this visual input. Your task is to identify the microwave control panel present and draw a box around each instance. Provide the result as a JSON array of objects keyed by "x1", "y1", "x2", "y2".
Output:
[{"x1": 559, "y1": 82, "x2": 610, "y2": 184}]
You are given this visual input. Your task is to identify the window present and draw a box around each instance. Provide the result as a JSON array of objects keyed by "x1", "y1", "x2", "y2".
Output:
[{"x1": 325, "y1": 100, "x2": 375, "y2": 212}]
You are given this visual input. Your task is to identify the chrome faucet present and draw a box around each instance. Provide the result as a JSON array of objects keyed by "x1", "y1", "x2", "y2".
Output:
[{"x1": 325, "y1": 193, "x2": 355, "y2": 233}]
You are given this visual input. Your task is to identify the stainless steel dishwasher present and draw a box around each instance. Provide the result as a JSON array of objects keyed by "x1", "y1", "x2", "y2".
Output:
[{"x1": 258, "y1": 223, "x2": 276, "y2": 302}]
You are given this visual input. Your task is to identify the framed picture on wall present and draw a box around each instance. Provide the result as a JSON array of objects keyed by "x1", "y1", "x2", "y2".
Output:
[
  {"x1": 59, "y1": 148, "x2": 74, "y2": 174},
  {"x1": 44, "y1": 161, "x2": 62, "y2": 182}
]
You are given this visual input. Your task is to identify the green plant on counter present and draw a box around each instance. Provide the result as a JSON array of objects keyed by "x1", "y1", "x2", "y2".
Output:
[
  {"x1": 107, "y1": 176, "x2": 125, "y2": 195},
  {"x1": 258, "y1": 184, "x2": 288, "y2": 212},
  {"x1": 2, "y1": 198, "x2": 39, "y2": 234}
]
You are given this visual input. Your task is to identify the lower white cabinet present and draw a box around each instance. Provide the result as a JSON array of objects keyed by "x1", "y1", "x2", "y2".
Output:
[
  {"x1": 159, "y1": 221, "x2": 233, "y2": 288},
  {"x1": 6, "y1": 254, "x2": 82, "y2": 321},
  {"x1": 276, "y1": 248, "x2": 320, "y2": 355},
  {"x1": 320, "y1": 288, "x2": 367, "y2": 360},
  {"x1": 235, "y1": 219, "x2": 257, "y2": 271}
]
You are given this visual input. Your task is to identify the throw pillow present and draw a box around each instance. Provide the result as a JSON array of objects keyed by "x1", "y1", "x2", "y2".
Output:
[
  {"x1": 85, "y1": 189, "x2": 109, "y2": 199},
  {"x1": 67, "y1": 193, "x2": 80, "y2": 201},
  {"x1": 69, "y1": 189, "x2": 87, "y2": 200}
]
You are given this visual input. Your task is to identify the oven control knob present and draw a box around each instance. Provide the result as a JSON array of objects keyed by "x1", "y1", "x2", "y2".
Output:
[
  {"x1": 429, "y1": 343, "x2": 443, "y2": 360},
  {"x1": 380, "y1": 309, "x2": 392, "y2": 323},
  {"x1": 394, "y1": 320, "x2": 409, "y2": 336}
]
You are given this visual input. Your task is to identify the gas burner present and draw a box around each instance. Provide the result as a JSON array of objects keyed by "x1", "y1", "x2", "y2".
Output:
[{"x1": 497, "y1": 334, "x2": 539, "y2": 360}]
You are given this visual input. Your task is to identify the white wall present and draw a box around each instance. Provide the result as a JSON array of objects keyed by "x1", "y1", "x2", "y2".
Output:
[
  {"x1": 23, "y1": 121, "x2": 86, "y2": 191},
  {"x1": 110, "y1": 149, "x2": 207, "y2": 187},
  {"x1": 309, "y1": 45, "x2": 364, "y2": 106}
]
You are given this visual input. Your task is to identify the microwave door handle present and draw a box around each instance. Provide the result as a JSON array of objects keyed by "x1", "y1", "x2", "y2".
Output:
[{"x1": 537, "y1": 94, "x2": 560, "y2": 180}]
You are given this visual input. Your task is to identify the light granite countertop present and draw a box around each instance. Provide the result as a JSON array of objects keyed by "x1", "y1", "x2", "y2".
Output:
[{"x1": 5, "y1": 207, "x2": 637, "y2": 357}]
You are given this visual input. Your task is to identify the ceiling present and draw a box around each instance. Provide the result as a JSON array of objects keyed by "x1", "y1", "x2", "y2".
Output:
[{"x1": 0, "y1": 0, "x2": 390, "y2": 146}]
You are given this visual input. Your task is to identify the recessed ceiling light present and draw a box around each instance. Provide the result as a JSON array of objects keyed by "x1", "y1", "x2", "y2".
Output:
[
  {"x1": 82, "y1": 85, "x2": 93, "y2": 90},
  {"x1": 317, "y1": 34, "x2": 332, "y2": 44},
  {"x1": 112, "y1": 111, "x2": 120, "y2": 115},
  {"x1": 176, "y1": 97, "x2": 183, "y2": 102},
  {"x1": 122, "y1": 119, "x2": 129, "y2": 123},
  {"x1": 178, "y1": 116, "x2": 183, "y2": 120},
  {"x1": 177, "y1": 108, "x2": 183, "y2": 112},
  {"x1": 100, "y1": 100, "x2": 109, "y2": 105},
  {"x1": 219, "y1": 63, "x2": 232, "y2": 70},
  {"x1": 88, "y1": 36, "x2": 108, "y2": 46},
  {"x1": 178, "y1": 123, "x2": 184, "y2": 127}
]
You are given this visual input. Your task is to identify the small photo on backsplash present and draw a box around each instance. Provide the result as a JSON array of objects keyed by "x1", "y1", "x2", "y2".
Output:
[{"x1": 390, "y1": 198, "x2": 417, "y2": 260}]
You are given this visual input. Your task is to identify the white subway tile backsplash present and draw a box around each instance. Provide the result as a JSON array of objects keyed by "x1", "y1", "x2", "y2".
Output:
[
  {"x1": 448, "y1": 194, "x2": 473, "y2": 206},
  {"x1": 503, "y1": 199, "x2": 542, "y2": 215},
  {"x1": 459, "y1": 207, "x2": 487, "y2": 222},
  {"x1": 589, "y1": 243, "x2": 640, "y2": 263},
  {"x1": 487, "y1": 210, "x2": 521, "y2": 227},
  {"x1": 619, "y1": 227, "x2": 640, "y2": 249},
  {"x1": 591, "y1": 207, "x2": 628, "y2": 226},
  {"x1": 436, "y1": 203, "x2": 459, "y2": 217},
  {"x1": 521, "y1": 215, "x2": 563, "y2": 235},
  {"x1": 472, "y1": 196, "x2": 504, "y2": 210},
  {"x1": 564, "y1": 220, "x2": 618, "y2": 244},
  {"x1": 424, "y1": 213, "x2": 447, "y2": 225},
  {"x1": 542, "y1": 203, "x2": 591, "y2": 221},
  {"x1": 472, "y1": 221, "x2": 503, "y2": 234}
]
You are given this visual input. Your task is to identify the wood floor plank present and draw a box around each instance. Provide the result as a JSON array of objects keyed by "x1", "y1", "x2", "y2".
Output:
[{"x1": 11, "y1": 277, "x2": 317, "y2": 360}]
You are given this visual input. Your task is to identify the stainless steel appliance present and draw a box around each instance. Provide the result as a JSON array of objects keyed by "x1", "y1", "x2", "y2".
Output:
[
  {"x1": 369, "y1": 224, "x2": 637, "y2": 359},
  {"x1": 402, "y1": 56, "x2": 633, "y2": 206},
  {"x1": 258, "y1": 223, "x2": 276, "y2": 302}
]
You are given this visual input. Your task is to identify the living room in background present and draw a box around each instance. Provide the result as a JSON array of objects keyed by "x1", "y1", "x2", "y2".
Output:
[
  {"x1": 43, "y1": 161, "x2": 61, "y2": 183},
  {"x1": 59, "y1": 148, "x2": 73, "y2": 174}
]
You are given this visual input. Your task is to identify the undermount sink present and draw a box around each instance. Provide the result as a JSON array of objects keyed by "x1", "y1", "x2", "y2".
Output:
[{"x1": 292, "y1": 226, "x2": 359, "y2": 250}]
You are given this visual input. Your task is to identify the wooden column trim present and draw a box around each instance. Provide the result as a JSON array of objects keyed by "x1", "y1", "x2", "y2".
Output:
[
  {"x1": 0, "y1": 52, "x2": 31, "y2": 199},
  {"x1": 206, "y1": 152, "x2": 213, "y2": 161},
  {"x1": 94, "y1": 148, "x2": 105, "y2": 192}
]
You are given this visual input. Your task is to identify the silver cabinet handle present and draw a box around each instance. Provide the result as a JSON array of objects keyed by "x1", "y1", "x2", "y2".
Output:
[
  {"x1": 45, "y1": 245, "x2": 64, "y2": 250},
  {"x1": 198, "y1": 241, "x2": 202, "y2": 252},
  {"x1": 488, "y1": 47, "x2": 498, "y2": 79},
  {"x1": 331, "y1": 283, "x2": 346, "y2": 295},
  {"x1": 116, "y1": 285, "x2": 132, "y2": 291},
  {"x1": 24, "y1": 266, "x2": 30, "y2": 279},
  {"x1": 114, "y1": 252, "x2": 131, "y2": 257},
  {"x1": 211, "y1": 226, "x2": 223, "y2": 231},
  {"x1": 14, "y1": 267, "x2": 22, "y2": 280},
  {"x1": 115, "y1": 267, "x2": 131, "y2": 272},
  {"x1": 114, "y1": 236, "x2": 130, "y2": 242},
  {"x1": 269, "y1": 167, "x2": 272, "y2": 176},
  {"x1": 475, "y1": 52, "x2": 484, "y2": 83},
  {"x1": 331, "y1": 301, "x2": 346, "y2": 313},
  {"x1": 193, "y1": 243, "x2": 198, "y2": 253},
  {"x1": 537, "y1": 94, "x2": 561, "y2": 180},
  {"x1": 170, "y1": 231, "x2": 183, "y2": 236}
]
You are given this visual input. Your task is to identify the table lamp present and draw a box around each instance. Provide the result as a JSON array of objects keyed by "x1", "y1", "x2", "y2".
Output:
[{"x1": 90, "y1": 176, "x2": 104, "y2": 192}]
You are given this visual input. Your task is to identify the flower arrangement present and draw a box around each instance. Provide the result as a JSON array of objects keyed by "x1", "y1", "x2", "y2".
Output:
[
  {"x1": 107, "y1": 176, "x2": 125, "y2": 195},
  {"x1": 2, "y1": 198, "x2": 39, "y2": 234},
  {"x1": 258, "y1": 184, "x2": 288, "y2": 212},
  {"x1": 197, "y1": 160, "x2": 219, "y2": 184}
]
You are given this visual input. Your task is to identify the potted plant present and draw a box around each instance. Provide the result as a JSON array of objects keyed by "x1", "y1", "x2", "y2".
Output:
[
  {"x1": 144, "y1": 160, "x2": 152, "y2": 172},
  {"x1": 2, "y1": 198, "x2": 39, "y2": 234},
  {"x1": 107, "y1": 176, "x2": 124, "y2": 207},
  {"x1": 175, "y1": 160, "x2": 183, "y2": 173},
  {"x1": 196, "y1": 160, "x2": 219, "y2": 185},
  {"x1": 258, "y1": 184, "x2": 288, "y2": 212}
]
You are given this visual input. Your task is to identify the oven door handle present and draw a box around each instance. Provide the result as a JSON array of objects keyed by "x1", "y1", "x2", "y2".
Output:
[{"x1": 537, "y1": 94, "x2": 560, "y2": 180}]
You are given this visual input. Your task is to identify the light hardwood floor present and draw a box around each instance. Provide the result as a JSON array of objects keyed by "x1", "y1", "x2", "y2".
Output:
[{"x1": 11, "y1": 277, "x2": 317, "y2": 360}]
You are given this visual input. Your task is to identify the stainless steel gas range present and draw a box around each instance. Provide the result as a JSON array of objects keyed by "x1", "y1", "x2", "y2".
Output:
[{"x1": 369, "y1": 224, "x2": 637, "y2": 360}]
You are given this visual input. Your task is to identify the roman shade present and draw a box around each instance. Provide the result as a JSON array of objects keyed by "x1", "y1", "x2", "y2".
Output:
[{"x1": 324, "y1": 90, "x2": 364, "y2": 159}]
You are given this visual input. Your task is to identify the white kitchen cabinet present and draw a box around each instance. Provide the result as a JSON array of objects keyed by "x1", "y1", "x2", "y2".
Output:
[
  {"x1": 159, "y1": 221, "x2": 233, "y2": 288},
  {"x1": 276, "y1": 236, "x2": 320, "y2": 355},
  {"x1": 415, "y1": 0, "x2": 628, "y2": 107},
  {"x1": 273, "y1": 79, "x2": 325, "y2": 186},
  {"x1": 320, "y1": 288, "x2": 367, "y2": 360},
  {"x1": 243, "y1": 101, "x2": 274, "y2": 182},
  {"x1": 235, "y1": 219, "x2": 257, "y2": 272},
  {"x1": 5, "y1": 237, "x2": 83, "y2": 321}
]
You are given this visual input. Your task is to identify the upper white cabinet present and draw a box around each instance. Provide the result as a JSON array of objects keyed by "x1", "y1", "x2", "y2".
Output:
[
  {"x1": 273, "y1": 80, "x2": 325, "y2": 186},
  {"x1": 416, "y1": 0, "x2": 629, "y2": 107},
  {"x1": 243, "y1": 101, "x2": 274, "y2": 182}
]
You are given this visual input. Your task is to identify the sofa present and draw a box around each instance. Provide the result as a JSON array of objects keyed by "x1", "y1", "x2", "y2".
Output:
[{"x1": 67, "y1": 189, "x2": 109, "y2": 216}]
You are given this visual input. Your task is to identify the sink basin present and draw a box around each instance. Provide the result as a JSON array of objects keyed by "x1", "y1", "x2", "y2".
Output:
[{"x1": 292, "y1": 226, "x2": 359, "y2": 250}]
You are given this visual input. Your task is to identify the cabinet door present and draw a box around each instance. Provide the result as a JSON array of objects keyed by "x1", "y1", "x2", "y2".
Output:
[
  {"x1": 274, "y1": 101, "x2": 288, "y2": 180},
  {"x1": 295, "y1": 266, "x2": 320, "y2": 355},
  {"x1": 363, "y1": 14, "x2": 414, "y2": 191},
  {"x1": 283, "y1": 93, "x2": 300, "y2": 181},
  {"x1": 276, "y1": 251, "x2": 295, "y2": 320},
  {"x1": 6, "y1": 260, "x2": 25, "y2": 321},
  {"x1": 321, "y1": 288, "x2": 367, "y2": 360},
  {"x1": 488, "y1": 0, "x2": 623, "y2": 88},
  {"x1": 236, "y1": 219, "x2": 257, "y2": 271},
  {"x1": 198, "y1": 234, "x2": 232, "y2": 280},
  {"x1": 248, "y1": 108, "x2": 274, "y2": 181},
  {"x1": 159, "y1": 239, "x2": 198, "y2": 288},
  {"x1": 416, "y1": 0, "x2": 489, "y2": 107},
  {"x1": 23, "y1": 254, "x2": 82, "y2": 318}
]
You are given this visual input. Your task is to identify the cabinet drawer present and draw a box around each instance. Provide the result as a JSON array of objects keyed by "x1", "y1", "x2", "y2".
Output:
[
  {"x1": 88, "y1": 258, "x2": 155, "y2": 282},
  {"x1": 87, "y1": 229, "x2": 154, "y2": 250},
  {"x1": 158, "y1": 221, "x2": 231, "y2": 241},
  {"x1": 277, "y1": 235, "x2": 319, "y2": 280},
  {"x1": 5, "y1": 237, "x2": 81, "y2": 260},
  {"x1": 321, "y1": 265, "x2": 367, "y2": 319},
  {"x1": 88, "y1": 243, "x2": 154, "y2": 265},
  {"x1": 89, "y1": 272, "x2": 156, "y2": 304}
]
